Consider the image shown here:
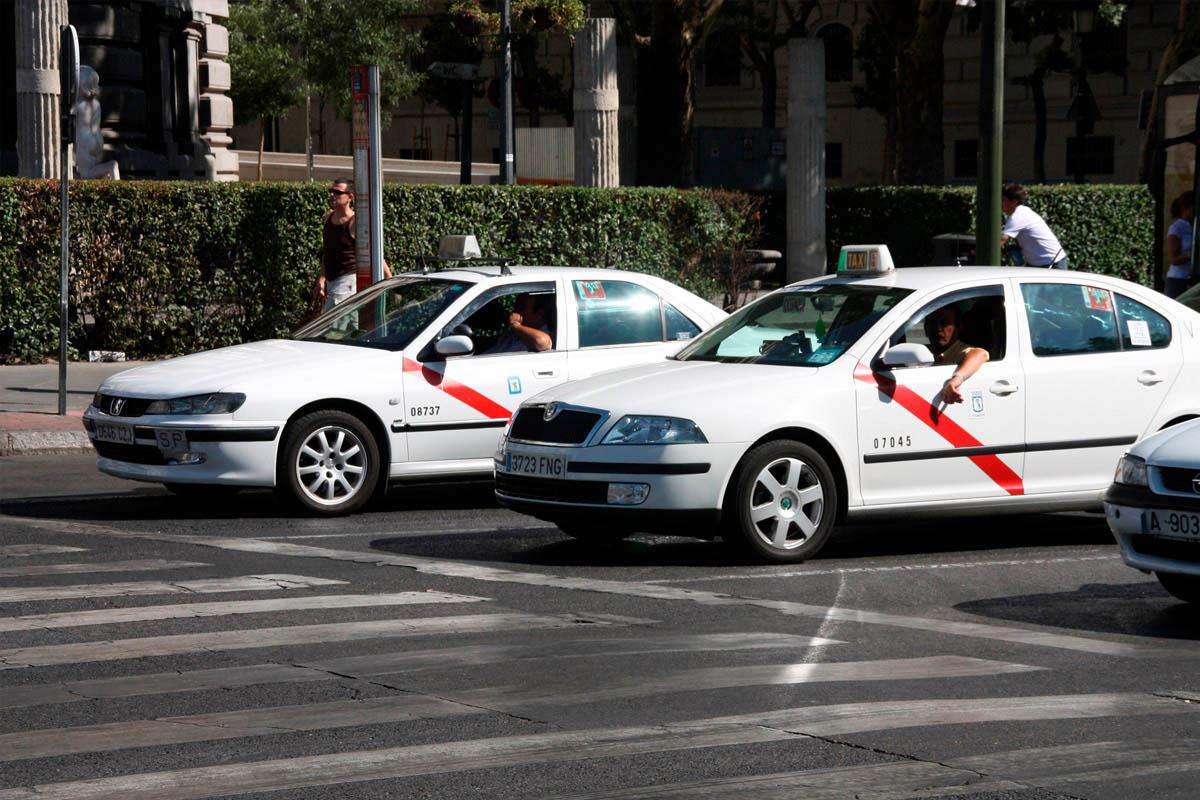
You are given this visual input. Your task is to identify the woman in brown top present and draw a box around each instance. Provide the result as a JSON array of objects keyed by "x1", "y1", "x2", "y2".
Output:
[{"x1": 313, "y1": 179, "x2": 390, "y2": 310}]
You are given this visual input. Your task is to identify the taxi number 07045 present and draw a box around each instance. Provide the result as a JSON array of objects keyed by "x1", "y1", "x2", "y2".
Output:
[{"x1": 873, "y1": 435, "x2": 912, "y2": 449}]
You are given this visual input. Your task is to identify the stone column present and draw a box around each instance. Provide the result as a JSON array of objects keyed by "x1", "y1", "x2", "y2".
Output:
[
  {"x1": 573, "y1": 18, "x2": 619, "y2": 187},
  {"x1": 786, "y1": 38, "x2": 826, "y2": 283},
  {"x1": 195, "y1": 7, "x2": 238, "y2": 181},
  {"x1": 15, "y1": 0, "x2": 68, "y2": 178}
]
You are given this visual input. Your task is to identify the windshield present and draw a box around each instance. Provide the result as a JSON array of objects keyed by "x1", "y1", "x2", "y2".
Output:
[
  {"x1": 294, "y1": 277, "x2": 471, "y2": 350},
  {"x1": 676, "y1": 283, "x2": 911, "y2": 366}
]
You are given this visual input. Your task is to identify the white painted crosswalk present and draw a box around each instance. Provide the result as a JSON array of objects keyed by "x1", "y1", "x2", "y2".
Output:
[
  {"x1": 0, "y1": 544, "x2": 87, "y2": 557},
  {"x1": 0, "y1": 573, "x2": 346, "y2": 603},
  {"x1": 0, "y1": 558, "x2": 209, "y2": 577}
]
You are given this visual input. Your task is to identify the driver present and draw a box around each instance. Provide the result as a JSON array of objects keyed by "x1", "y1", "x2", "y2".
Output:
[
  {"x1": 484, "y1": 294, "x2": 553, "y2": 354},
  {"x1": 926, "y1": 305, "x2": 988, "y2": 404}
]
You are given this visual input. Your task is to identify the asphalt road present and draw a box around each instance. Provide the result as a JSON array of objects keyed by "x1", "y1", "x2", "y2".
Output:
[{"x1": 1, "y1": 453, "x2": 1198, "y2": 800}]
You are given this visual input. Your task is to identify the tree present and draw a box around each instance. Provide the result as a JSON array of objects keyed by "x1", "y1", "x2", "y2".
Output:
[
  {"x1": 1139, "y1": 1, "x2": 1200, "y2": 183},
  {"x1": 227, "y1": 0, "x2": 305, "y2": 180},
  {"x1": 724, "y1": 0, "x2": 818, "y2": 129},
  {"x1": 417, "y1": 15, "x2": 486, "y2": 159},
  {"x1": 854, "y1": 0, "x2": 956, "y2": 185}
]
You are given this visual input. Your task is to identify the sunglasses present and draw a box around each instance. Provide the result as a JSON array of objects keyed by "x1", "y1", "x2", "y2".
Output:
[{"x1": 329, "y1": 189, "x2": 350, "y2": 196}]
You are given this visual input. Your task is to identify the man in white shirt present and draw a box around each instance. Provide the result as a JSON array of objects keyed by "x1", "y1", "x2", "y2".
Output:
[{"x1": 1000, "y1": 183, "x2": 1068, "y2": 269}]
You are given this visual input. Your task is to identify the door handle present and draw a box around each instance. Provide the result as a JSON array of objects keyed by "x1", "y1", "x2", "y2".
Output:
[
  {"x1": 1138, "y1": 370, "x2": 1164, "y2": 386},
  {"x1": 534, "y1": 369, "x2": 557, "y2": 378},
  {"x1": 989, "y1": 380, "x2": 1019, "y2": 396}
]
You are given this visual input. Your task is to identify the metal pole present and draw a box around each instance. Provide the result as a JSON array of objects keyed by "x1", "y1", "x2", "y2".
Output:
[
  {"x1": 58, "y1": 24, "x2": 77, "y2": 416},
  {"x1": 976, "y1": 0, "x2": 1004, "y2": 266},
  {"x1": 499, "y1": 0, "x2": 514, "y2": 184},
  {"x1": 461, "y1": 79, "x2": 472, "y2": 184},
  {"x1": 367, "y1": 65, "x2": 384, "y2": 284}
]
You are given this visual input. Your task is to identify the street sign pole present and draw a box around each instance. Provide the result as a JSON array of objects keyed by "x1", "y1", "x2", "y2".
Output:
[
  {"x1": 976, "y1": 0, "x2": 1004, "y2": 267},
  {"x1": 58, "y1": 24, "x2": 79, "y2": 416},
  {"x1": 350, "y1": 64, "x2": 384, "y2": 288},
  {"x1": 499, "y1": 0, "x2": 514, "y2": 184}
]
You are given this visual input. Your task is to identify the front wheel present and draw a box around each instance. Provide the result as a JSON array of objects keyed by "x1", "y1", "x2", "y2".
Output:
[
  {"x1": 1156, "y1": 571, "x2": 1200, "y2": 604},
  {"x1": 278, "y1": 410, "x2": 379, "y2": 515},
  {"x1": 722, "y1": 440, "x2": 838, "y2": 563}
]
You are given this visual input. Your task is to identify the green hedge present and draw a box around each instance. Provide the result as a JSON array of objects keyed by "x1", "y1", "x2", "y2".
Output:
[
  {"x1": 0, "y1": 181, "x2": 756, "y2": 363},
  {"x1": 826, "y1": 184, "x2": 1154, "y2": 283}
]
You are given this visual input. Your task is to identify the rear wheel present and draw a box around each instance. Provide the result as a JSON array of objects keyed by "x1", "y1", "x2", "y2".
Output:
[
  {"x1": 723, "y1": 440, "x2": 838, "y2": 563},
  {"x1": 278, "y1": 410, "x2": 379, "y2": 515},
  {"x1": 558, "y1": 523, "x2": 630, "y2": 544},
  {"x1": 1156, "y1": 571, "x2": 1200, "y2": 604}
]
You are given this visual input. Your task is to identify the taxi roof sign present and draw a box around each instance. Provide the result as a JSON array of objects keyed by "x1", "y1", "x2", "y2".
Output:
[
  {"x1": 837, "y1": 244, "x2": 895, "y2": 274},
  {"x1": 438, "y1": 234, "x2": 482, "y2": 260}
]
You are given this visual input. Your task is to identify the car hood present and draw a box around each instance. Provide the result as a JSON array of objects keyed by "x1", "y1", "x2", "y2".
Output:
[
  {"x1": 1133, "y1": 418, "x2": 1200, "y2": 469},
  {"x1": 100, "y1": 340, "x2": 394, "y2": 397}
]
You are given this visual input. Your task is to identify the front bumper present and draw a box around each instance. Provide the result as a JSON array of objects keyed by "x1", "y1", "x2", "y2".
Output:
[{"x1": 1104, "y1": 482, "x2": 1200, "y2": 577}]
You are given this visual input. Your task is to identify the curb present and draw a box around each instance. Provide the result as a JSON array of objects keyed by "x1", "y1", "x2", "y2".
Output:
[{"x1": 0, "y1": 430, "x2": 93, "y2": 457}]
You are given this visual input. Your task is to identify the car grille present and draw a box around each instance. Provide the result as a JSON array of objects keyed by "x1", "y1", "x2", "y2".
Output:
[
  {"x1": 495, "y1": 473, "x2": 608, "y2": 504},
  {"x1": 92, "y1": 394, "x2": 152, "y2": 418},
  {"x1": 1158, "y1": 467, "x2": 1200, "y2": 495},
  {"x1": 510, "y1": 406, "x2": 602, "y2": 445},
  {"x1": 1130, "y1": 535, "x2": 1200, "y2": 564},
  {"x1": 92, "y1": 440, "x2": 169, "y2": 465}
]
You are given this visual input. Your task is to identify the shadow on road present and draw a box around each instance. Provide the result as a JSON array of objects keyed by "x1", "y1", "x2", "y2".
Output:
[{"x1": 955, "y1": 581, "x2": 1200, "y2": 641}]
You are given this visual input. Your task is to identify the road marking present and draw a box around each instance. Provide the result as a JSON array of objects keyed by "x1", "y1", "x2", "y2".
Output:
[
  {"x1": 0, "y1": 632, "x2": 831, "y2": 710},
  {"x1": 0, "y1": 591, "x2": 487, "y2": 633},
  {"x1": 0, "y1": 574, "x2": 346, "y2": 604},
  {"x1": 5, "y1": 517, "x2": 1180, "y2": 657},
  {"x1": 0, "y1": 694, "x2": 479, "y2": 762},
  {"x1": 0, "y1": 558, "x2": 209, "y2": 578},
  {"x1": 0, "y1": 693, "x2": 1191, "y2": 800},
  {"x1": 0, "y1": 544, "x2": 87, "y2": 557},
  {"x1": 649, "y1": 553, "x2": 1122, "y2": 583},
  {"x1": 0, "y1": 612, "x2": 646, "y2": 669},
  {"x1": 450, "y1": 656, "x2": 1043, "y2": 710}
]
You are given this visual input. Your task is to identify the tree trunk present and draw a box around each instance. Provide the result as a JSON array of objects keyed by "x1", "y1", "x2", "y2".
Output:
[
  {"x1": 741, "y1": 33, "x2": 777, "y2": 128},
  {"x1": 257, "y1": 117, "x2": 265, "y2": 182},
  {"x1": 1138, "y1": 0, "x2": 1200, "y2": 184},
  {"x1": 892, "y1": 0, "x2": 954, "y2": 185}
]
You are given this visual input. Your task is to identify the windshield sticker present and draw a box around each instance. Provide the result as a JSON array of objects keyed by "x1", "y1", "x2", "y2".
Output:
[
  {"x1": 507, "y1": 376, "x2": 523, "y2": 395},
  {"x1": 808, "y1": 348, "x2": 838, "y2": 364},
  {"x1": 577, "y1": 281, "x2": 606, "y2": 301},
  {"x1": 675, "y1": 332, "x2": 693, "y2": 341},
  {"x1": 970, "y1": 390, "x2": 985, "y2": 417},
  {"x1": 1127, "y1": 319, "x2": 1152, "y2": 346},
  {"x1": 782, "y1": 296, "x2": 807, "y2": 313},
  {"x1": 1082, "y1": 286, "x2": 1112, "y2": 312}
]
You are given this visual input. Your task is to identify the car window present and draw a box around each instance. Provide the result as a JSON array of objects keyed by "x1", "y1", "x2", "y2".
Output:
[
  {"x1": 1021, "y1": 283, "x2": 1120, "y2": 357},
  {"x1": 677, "y1": 284, "x2": 910, "y2": 366},
  {"x1": 575, "y1": 280, "x2": 665, "y2": 347},
  {"x1": 444, "y1": 282, "x2": 557, "y2": 356},
  {"x1": 664, "y1": 303, "x2": 701, "y2": 342},
  {"x1": 1115, "y1": 294, "x2": 1171, "y2": 350},
  {"x1": 889, "y1": 285, "x2": 1007, "y2": 363},
  {"x1": 294, "y1": 278, "x2": 471, "y2": 350}
]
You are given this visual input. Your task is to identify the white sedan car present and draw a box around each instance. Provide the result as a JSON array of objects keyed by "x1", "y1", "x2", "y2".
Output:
[
  {"x1": 84, "y1": 264, "x2": 725, "y2": 514},
  {"x1": 1105, "y1": 418, "x2": 1200, "y2": 603},
  {"x1": 496, "y1": 245, "x2": 1200, "y2": 562}
]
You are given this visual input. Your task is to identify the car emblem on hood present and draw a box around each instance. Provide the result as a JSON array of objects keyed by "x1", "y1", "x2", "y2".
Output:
[
  {"x1": 1192, "y1": 473, "x2": 1200, "y2": 494},
  {"x1": 109, "y1": 397, "x2": 125, "y2": 415},
  {"x1": 543, "y1": 402, "x2": 561, "y2": 422}
]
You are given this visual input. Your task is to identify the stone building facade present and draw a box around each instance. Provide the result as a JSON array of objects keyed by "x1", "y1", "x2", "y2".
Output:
[{"x1": 1, "y1": 0, "x2": 237, "y2": 179}]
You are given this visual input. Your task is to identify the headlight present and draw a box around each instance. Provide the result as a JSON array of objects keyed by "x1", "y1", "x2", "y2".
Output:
[
  {"x1": 601, "y1": 415, "x2": 707, "y2": 445},
  {"x1": 145, "y1": 393, "x2": 246, "y2": 415},
  {"x1": 1114, "y1": 454, "x2": 1148, "y2": 487}
]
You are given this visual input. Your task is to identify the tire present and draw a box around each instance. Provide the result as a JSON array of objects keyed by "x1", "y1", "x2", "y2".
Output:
[
  {"x1": 722, "y1": 439, "x2": 838, "y2": 563},
  {"x1": 163, "y1": 483, "x2": 240, "y2": 500},
  {"x1": 1156, "y1": 571, "x2": 1200, "y2": 604},
  {"x1": 278, "y1": 410, "x2": 379, "y2": 516},
  {"x1": 558, "y1": 523, "x2": 631, "y2": 544}
]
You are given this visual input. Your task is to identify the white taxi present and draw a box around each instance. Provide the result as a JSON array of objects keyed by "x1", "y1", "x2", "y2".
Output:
[
  {"x1": 496, "y1": 245, "x2": 1200, "y2": 562},
  {"x1": 84, "y1": 251, "x2": 725, "y2": 514}
]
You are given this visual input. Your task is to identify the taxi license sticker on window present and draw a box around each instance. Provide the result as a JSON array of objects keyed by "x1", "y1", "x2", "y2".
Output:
[
  {"x1": 970, "y1": 390, "x2": 985, "y2": 417},
  {"x1": 1127, "y1": 319, "x2": 1152, "y2": 347},
  {"x1": 808, "y1": 348, "x2": 839, "y2": 364},
  {"x1": 1082, "y1": 286, "x2": 1112, "y2": 312},
  {"x1": 577, "y1": 281, "x2": 606, "y2": 301},
  {"x1": 782, "y1": 295, "x2": 807, "y2": 313},
  {"x1": 675, "y1": 332, "x2": 693, "y2": 341}
]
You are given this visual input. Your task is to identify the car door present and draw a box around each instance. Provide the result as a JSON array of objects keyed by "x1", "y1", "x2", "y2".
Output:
[
  {"x1": 565, "y1": 277, "x2": 703, "y2": 380},
  {"x1": 855, "y1": 282, "x2": 1026, "y2": 505},
  {"x1": 1018, "y1": 279, "x2": 1182, "y2": 494},
  {"x1": 402, "y1": 279, "x2": 567, "y2": 470}
]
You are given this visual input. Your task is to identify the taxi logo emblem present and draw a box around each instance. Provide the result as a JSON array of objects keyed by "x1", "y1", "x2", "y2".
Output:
[
  {"x1": 109, "y1": 397, "x2": 125, "y2": 415},
  {"x1": 1192, "y1": 473, "x2": 1200, "y2": 494},
  {"x1": 543, "y1": 403, "x2": 561, "y2": 422}
]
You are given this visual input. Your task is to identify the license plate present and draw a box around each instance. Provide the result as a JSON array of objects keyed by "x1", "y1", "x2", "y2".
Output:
[
  {"x1": 155, "y1": 429, "x2": 189, "y2": 452},
  {"x1": 92, "y1": 421, "x2": 135, "y2": 445},
  {"x1": 1143, "y1": 509, "x2": 1200, "y2": 539},
  {"x1": 504, "y1": 451, "x2": 566, "y2": 479}
]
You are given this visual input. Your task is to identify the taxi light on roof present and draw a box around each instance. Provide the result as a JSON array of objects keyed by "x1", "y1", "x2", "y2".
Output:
[
  {"x1": 837, "y1": 244, "x2": 895, "y2": 274},
  {"x1": 438, "y1": 234, "x2": 482, "y2": 260}
]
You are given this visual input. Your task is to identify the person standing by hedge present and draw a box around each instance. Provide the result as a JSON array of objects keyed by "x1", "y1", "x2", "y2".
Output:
[
  {"x1": 1000, "y1": 183, "x2": 1068, "y2": 270},
  {"x1": 1165, "y1": 191, "x2": 1195, "y2": 299},
  {"x1": 312, "y1": 179, "x2": 391, "y2": 310}
]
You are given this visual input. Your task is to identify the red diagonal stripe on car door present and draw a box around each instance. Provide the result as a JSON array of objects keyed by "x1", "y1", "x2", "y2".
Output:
[
  {"x1": 855, "y1": 365, "x2": 1023, "y2": 496},
  {"x1": 403, "y1": 358, "x2": 512, "y2": 420}
]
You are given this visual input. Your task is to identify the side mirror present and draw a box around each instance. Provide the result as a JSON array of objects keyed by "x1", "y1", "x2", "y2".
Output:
[
  {"x1": 435, "y1": 334, "x2": 474, "y2": 357},
  {"x1": 881, "y1": 342, "x2": 934, "y2": 368},
  {"x1": 449, "y1": 323, "x2": 473, "y2": 337}
]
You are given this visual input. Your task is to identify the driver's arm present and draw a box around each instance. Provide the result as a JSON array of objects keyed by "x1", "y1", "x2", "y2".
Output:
[
  {"x1": 942, "y1": 347, "x2": 989, "y2": 404},
  {"x1": 507, "y1": 312, "x2": 552, "y2": 352}
]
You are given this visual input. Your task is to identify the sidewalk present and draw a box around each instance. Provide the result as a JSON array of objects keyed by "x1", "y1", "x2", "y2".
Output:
[{"x1": 0, "y1": 361, "x2": 149, "y2": 456}]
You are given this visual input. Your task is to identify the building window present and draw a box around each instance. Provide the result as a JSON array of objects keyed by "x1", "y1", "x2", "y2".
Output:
[
  {"x1": 826, "y1": 142, "x2": 843, "y2": 179},
  {"x1": 703, "y1": 28, "x2": 743, "y2": 87},
  {"x1": 954, "y1": 139, "x2": 978, "y2": 178},
  {"x1": 1066, "y1": 135, "x2": 1114, "y2": 176},
  {"x1": 818, "y1": 24, "x2": 853, "y2": 83}
]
